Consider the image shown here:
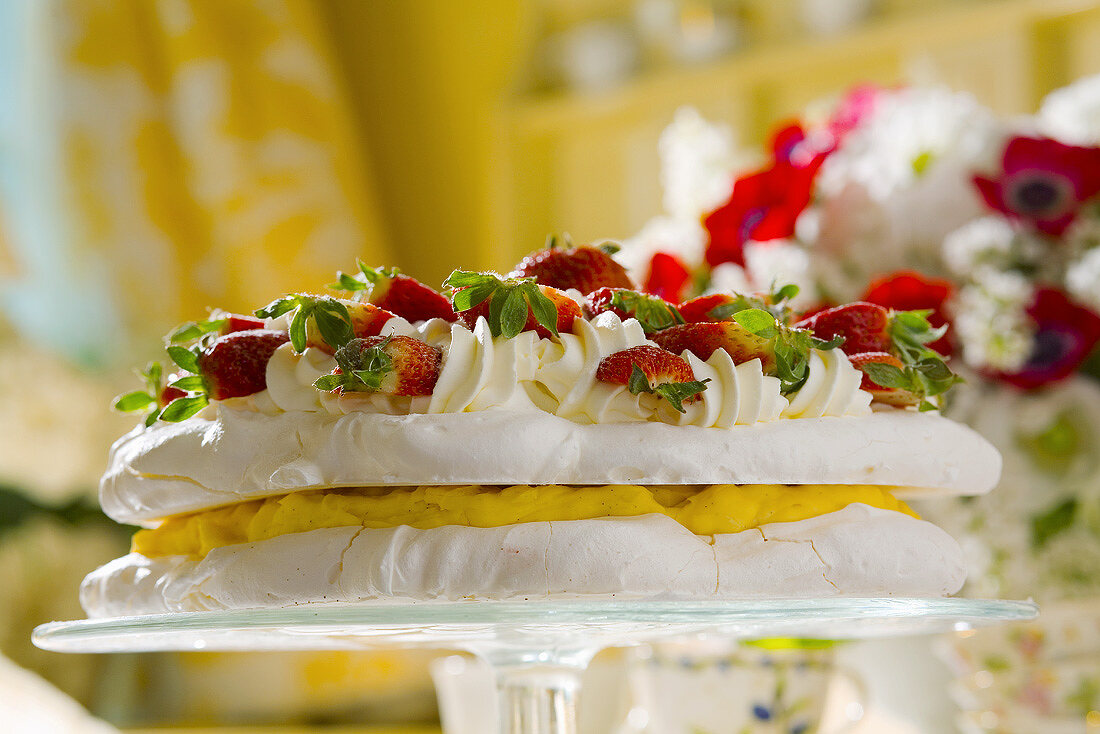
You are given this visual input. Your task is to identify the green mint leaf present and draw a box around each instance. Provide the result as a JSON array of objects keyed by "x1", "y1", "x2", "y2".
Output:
[
  {"x1": 773, "y1": 283, "x2": 800, "y2": 303},
  {"x1": 144, "y1": 408, "x2": 162, "y2": 427},
  {"x1": 142, "y1": 361, "x2": 163, "y2": 387},
  {"x1": 598, "y1": 241, "x2": 621, "y2": 256},
  {"x1": 653, "y1": 379, "x2": 710, "y2": 413},
  {"x1": 114, "y1": 391, "x2": 156, "y2": 412},
  {"x1": 166, "y1": 345, "x2": 200, "y2": 374},
  {"x1": 1032, "y1": 498, "x2": 1077, "y2": 550},
  {"x1": 329, "y1": 338, "x2": 394, "y2": 392},
  {"x1": 357, "y1": 261, "x2": 398, "y2": 283},
  {"x1": 159, "y1": 395, "x2": 209, "y2": 422},
  {"x1": 288, "y1": 305, "x2": 309, "y2": 352},
  {"x1": 312, "y1": 299, "x2": 354, "y2": 350},
  {"x1": 313, "y1": 374, "x2": 348, "y2": 392},
  {"x1": 919, "y1": 400, "x2": 938, "y2": 412},
  {"x1": 732, "y1": 308, "x2": 778, "y2": 337},
  {"x1": 351, "y1": 368, "x2": 387, "y2": 391},
  {"x1": 169, "y1": 375, "x2": 207, "y2": 392},
  {"x1": 167, "y1": 318, "x2": 226, "y2": 344},
  {"x1": 811, "y1": 334, "x2": 845, "y2": 350},
  {"x1": 255, "y1": 295, "x2": 304, "y2": 320},
  {"x1": 858, "y1": 361, "x2": 912, "y2": 390},
  {"x1": 444, "y1": 269, "x2": 496, "y2": 290},
  {"x1": 611, "y1": 291, "x2": 683, "y2": 332},
  {"x1": 499, "y1": 287, "x2": 530, "y2": 339},
  {"x1": 328, "y1": 271, "x2": 367, "y2": 292},
  {"x1": 627, "y1": 364, "x2": 653, "y2": 395},
  {"x1": 525, "y1": 284, "x2": 559, "y2": 336}
]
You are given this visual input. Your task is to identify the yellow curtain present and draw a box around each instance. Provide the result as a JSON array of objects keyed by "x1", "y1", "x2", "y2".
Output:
[{"x1": 55, "y1": 0, "x2": 392, "y2": 331}]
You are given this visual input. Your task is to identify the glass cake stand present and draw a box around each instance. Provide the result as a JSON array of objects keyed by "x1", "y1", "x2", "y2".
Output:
[{"x1": 34, "y1": 598, "x2": 1036, "y2": 734}]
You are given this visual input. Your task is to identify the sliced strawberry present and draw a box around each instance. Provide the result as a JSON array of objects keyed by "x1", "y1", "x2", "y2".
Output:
[
  {"x1": 197, "y1": 329, "x2": 290, "y2": 400},
  {"x1": 509, "y1": 238, "x2": 634, "y2": 294},
  {"x1": 848, "y1": 351, "x2": 919, "y2": 406},
  {"x1": 315, "y1": 336, "x2": 442, "y2": 397},
  {"x1": 585, "y1": 288, "x2": 683, "y2": 332},
  {"x1": 652, "y1": 321, "x2": 775, "y2": 371},
  {"x1": 596, "y1": 345, "x2": 708, "y2": 413},
  {"x1": 332, "y1": 263, "x2": 456, "y2": 323},
  {"x1": 445, "y1": 270, "x2": 581, "y2": 339},
  {"x1": 794, "y1": 302, "x2": 890, "y2": 355},
  {"x1": 678, "y1": 294, "x2": 739, "y2": 323},
  {"x1": 222, "y1": 314, "x2": 266, "y2": 333}
]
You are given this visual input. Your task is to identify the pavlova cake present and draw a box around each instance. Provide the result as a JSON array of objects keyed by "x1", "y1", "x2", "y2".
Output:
[{"x1": 82, "y1": 240, "x2": 999, "y2": 616}]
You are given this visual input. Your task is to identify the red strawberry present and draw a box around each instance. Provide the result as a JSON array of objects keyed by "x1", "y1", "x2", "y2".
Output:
[
  {"x1": 585, "y1": 288, "x2": 683, "y2": 332},
  {"x1": 316, "y1": 336, "x2": 442, "y2": 397},
  {"x1": 848, "y1": 351, "x2": 919, "y2": 406},
  {"x1": 596, "y1": 345, "x2": 708, "y2": 412},
  {"x1": 221, "y1": 314, "x2": 266, "y2": 333},
  {"x1": 509, "y1": 239, "x2": 633, "y2": 294},
  {"x1": 446, "y1": 271, "x2": 582, "y2": 339},
  {"x1": 794, "y1": 302, "x2": 890, "y2": 355},
  {"x1": 678, "y1": 294, "x2": 738, "y2": 323},
  {"x1": 652, "y1": 321, "x2": 775, "y2": 371},
  {"x1": 197, "y1": 329, "x2": 290, "y2": 400},
  {"x1": 333, "y1": 264, "x2": 456, "y2": 323},
  {"x1": 160, "y1": 371, "x2": 187, "y2": 405}
]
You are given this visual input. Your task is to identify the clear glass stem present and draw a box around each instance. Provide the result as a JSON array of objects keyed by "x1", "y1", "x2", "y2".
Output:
[{"x1": 496, "y1": 665, "x2": 582, "y2": 734}]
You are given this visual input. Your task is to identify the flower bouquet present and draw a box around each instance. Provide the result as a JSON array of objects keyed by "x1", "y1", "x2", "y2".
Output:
[{"x1": 619, "y1": 79, "x2": 1100, "y2": 730}]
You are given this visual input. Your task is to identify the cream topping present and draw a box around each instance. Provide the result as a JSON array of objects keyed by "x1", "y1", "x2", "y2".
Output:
[{"x1": 782, "y1": 349, "x2": 874, "y2": 419}]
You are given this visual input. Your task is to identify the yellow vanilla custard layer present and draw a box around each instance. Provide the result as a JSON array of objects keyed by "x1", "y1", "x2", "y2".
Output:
[{"x1": 133, "y1": 484, "x2": 917, "y2": 560}]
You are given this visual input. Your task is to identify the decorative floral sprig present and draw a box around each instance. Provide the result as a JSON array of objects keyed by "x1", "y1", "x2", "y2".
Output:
[
  {"x1": 254, "y1": 295, "x2": 353, "y2": 352},
  {"x1": 731, "y1": 307, "x2": 844, "y2": 394},
  {"x1": 443, "y1": 270, "x2": 559, "y2": 338}
]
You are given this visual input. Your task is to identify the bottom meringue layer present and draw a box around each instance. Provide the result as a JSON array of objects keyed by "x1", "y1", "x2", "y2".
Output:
[{"x1": 81, "y1": 504, "x2": 966, "y2": 617}]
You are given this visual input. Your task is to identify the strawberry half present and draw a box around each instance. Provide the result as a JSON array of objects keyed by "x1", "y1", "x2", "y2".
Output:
[
  {"x1": 652, "y1": 321, "x2": 776, "y2": 372},
  {"x1": 794, "y1": 302, "x2": 890, "y2": 355},
  {"x1": 331, "y1": 262, "x2": 456, "y2": 323},
  {"x1": 197, "y1": 329, "x2": 290, "y2": 400},
  {"x1": 848, "y1": 351, "x2": 919, "y2": 407},
  {"x1": 596, "y1": 345, "x2": 709, "y2": 413},
  {"x1": 315, "y1": 336, "x2": 442, "y2": 397},
  {"x1": 445, "y1": 270, "x2": 582, "y2": 339},
  {"x1": 509, "y1": 237, "x2": 634, "y2": 294},
  {"x1": 585, "y1": 288, "x2": 684, "y2": 332},
  {"x1": 678, "y1": 294, "x2": 739, "y2": 323}
]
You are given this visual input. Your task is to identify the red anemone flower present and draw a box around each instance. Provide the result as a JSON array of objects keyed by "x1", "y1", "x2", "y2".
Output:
[
  {"x1": 862, "y1": 271, "x2": 955, "y2": 355},
  {"x1": 973, "y1": 136, "x2": 1100, "y2": 236},
  {"x1": 994, "y1": 288, "x2": 1100, "y2": 390}
]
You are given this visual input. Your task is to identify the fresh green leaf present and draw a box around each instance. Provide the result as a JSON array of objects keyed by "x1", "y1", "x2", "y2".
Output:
[
  {"x1": 356, "y1": 261, "x2": 398, "y2": 284},
  {"x1": 609, "y1": 291, "x2": 683, "y2": 332},
  {"x1": 627, "y1": 364, "x2": 652, "y2": 395},
  {"x1": 773, "y1": 283, "x2": 800, "y2": 303},
  {"x1": 313, "y1": 374, "x2": 348, "y2": 392},
  {"x1": 653, "y1": 379, "x2": 710, "y2": 413},
  {"x1": 524, "y1": 283, "x2": 559, "y2": 336},
  {"x1": 328, "y1": 271, "x2": 367, "y2": 292},
  {"x1": 1032, "y1": 498, "x2": 1077, "y2": 550},
  {"x1": 255, "y1": 294, "x2": 305, "y2": 320},
  {"x1": 159, "y1": 395, "x2": 209, "y2": 422},
  {"x1": 144, "y1": 408, "x2": 162, "y2": 427},
  {"x1": 597, "y1": 241, "x2": 621, "y2": 256},
  {"x1": 733, "y1": 308, "x2": 778, "y2": 337},
  {"x1": 168, "y1": 375, "x2": 207, "y2": 392},
  {"x1": 166, "y1": 318, "x2": 226, "y2": 344},
  {"x1": 499, "y1": 287, "x2": 530, "y2": 339},
  {"x1": 312, "y1": 299, "x2": 354, "y2": 350},
  {"x1": 114, "y1": 391, "x2": 157, "y2": 412},
  {"x1": 166, "y1": 345, "x2": 200, "y2": 374},
  {"x1": 319, "y1": 338, "x2": 395, "y2": 393},
  {"x1": 858, "y1": 362, "x2": 911, "y2": 390}
]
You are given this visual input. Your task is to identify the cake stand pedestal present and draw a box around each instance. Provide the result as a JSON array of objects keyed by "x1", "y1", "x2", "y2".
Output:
[{"x1": 34, "y1": 598, "x2": 1037, "y2": 734}]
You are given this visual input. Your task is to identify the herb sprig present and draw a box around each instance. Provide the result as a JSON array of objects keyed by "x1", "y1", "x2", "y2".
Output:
[{"x1": 443, "y1": 270, "x2": 559, "y2": 338}]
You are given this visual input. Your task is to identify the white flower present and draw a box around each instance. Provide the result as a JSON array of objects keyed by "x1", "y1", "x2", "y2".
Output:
[
  {"x1": 942, "y1": 216, "x2": 1017, "y2": 276},
  {"x1": 1066, "y1": 246, "x2": 1100, "y2": 312},
  {"x1": 658, "y1": 107, "x2": 743, "y2": 220},
  {"x1": 742, "y1": 240, "x2": 818, "y2": 307},
  {"x1": 616, "y1": 215, "x2": 705, "y2": 284},
  {"x1": 953, "y1": 268, "x2": 1035, "y2": 371},
  {"x1": 706, "y1": 262, "x2": 751, "y2": 295},
  {"x1": 818, "y1": 86, "x2": 1000, "y2": 200},
  {"x1": 1038, "y1": 74, "x2": 1100, "y2": 145}
]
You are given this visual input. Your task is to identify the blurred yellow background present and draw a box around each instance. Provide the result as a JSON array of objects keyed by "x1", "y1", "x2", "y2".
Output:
[{"x1": 3, "y1": 0, "x2": 1100, "y2": 730}]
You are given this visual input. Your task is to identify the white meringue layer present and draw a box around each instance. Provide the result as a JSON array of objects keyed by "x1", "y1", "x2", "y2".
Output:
[
  {"x1": 79, "y1": 505, "x2": 966, "y2": 616},
  {"x1": 100, "y1": 407, "x2": 1001, "y2": 525}
]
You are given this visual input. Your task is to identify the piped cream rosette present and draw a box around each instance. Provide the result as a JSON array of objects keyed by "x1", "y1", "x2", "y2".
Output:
[{"x1": 83, "y1": 311, "x2": 1000, "y2": 616}]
